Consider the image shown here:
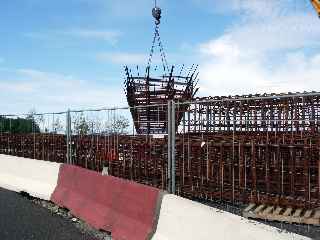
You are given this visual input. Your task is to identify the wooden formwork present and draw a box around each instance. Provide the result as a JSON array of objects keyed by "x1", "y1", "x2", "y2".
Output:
[{"x1": 243, "y1": 203, "x2": 320, "y2": 226}]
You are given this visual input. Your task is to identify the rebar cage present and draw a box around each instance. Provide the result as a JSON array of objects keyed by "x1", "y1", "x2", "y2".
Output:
[{"x1": 124, "y1": 65, "x2": 199, "y2": 134}]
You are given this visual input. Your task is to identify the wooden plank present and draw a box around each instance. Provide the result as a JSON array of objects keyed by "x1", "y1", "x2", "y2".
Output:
[
  {"x1": 314, "y1": 210, "x2": 320, "y2": 219},
  {"x1": 293, "y1": 209, "x2": 302, "y2": 218},
  {"x1": 244, "y1": 203, "x2": 256, "y2": 212},
  {"x1": 262, "y1": 206, "x2": 274, "y2": 216},
  {"x1": 291, "y1": 209, "x2": 303, "y2": 224},
  {"x1": 243, "y1": 204, "x2": 320, "y2": 226},
  {"x1": 303, "y1": 210, "x2": 313, "y2": 219},
  {"x1": 273, "y1": 207, "x2": 282, "y2": 215},
  {"x1": 283, "y1": 208, "x2": 292, "y2": 217},
  {"x1": 304, "y1": 217, "x2": 320, "y2": 226},
  {"x1": 254, "y1": 204, "x2": 265, "y2": 214}
]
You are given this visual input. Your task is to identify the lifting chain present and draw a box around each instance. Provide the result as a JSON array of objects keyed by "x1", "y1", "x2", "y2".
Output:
[
  {"x1": 147, "y1": 25, "x2": 169, "y2": 74},
  {"x1": 146, "y1": 3, "x2": 169, "y2": 75}
]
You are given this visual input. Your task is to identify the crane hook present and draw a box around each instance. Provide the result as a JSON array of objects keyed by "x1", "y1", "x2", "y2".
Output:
[{"x1": 152, "y1": 0, "x2": 161, "y2": 25}]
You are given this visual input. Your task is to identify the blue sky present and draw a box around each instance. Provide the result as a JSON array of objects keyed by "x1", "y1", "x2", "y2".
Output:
[{"x1": 0, "y1": 0, "x2": 319, "y2": 114}]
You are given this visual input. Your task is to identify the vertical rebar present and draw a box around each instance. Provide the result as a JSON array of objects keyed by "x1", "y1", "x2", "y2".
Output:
[
  {"x1": 167, "y1": 101, "x2": 172, "y2": 192},
  {"x1": 66, "y1": 109, "x2": 72, "y2": 164},
  {"x1": 171, "y1": 100, "x2": 176, "y2": 194},
  {"x1": 167, "y1": 100, "x2": 176, "y2": 194}
]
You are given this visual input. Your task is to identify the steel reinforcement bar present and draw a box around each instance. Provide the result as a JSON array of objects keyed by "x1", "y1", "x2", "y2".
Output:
[
  {"x1": 178, "y1": 93, "x2": 320, "y2": 134},
  {"x1": 0, "y1": 131, "x2": 319, "y2": 209}
]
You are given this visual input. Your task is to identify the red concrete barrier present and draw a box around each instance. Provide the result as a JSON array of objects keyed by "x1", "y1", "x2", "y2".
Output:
[{"x1": 51, "y1": 164, "x2": 162, "y2": 240}]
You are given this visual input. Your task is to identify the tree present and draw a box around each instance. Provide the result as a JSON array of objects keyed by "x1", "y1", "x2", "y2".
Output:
[
  {"x1": 88, "y1": 117, "x2": 103, "y2": 134},
  {"x1": 72, "y1": 114, "x2": 130, "y2": 135},
  {"x1": 0, "y1": 116, "x2": 40, "y2": 134},
  {"x1": 107, "y1": 115, "x2": 130, "y2": 135},
  {"x1": 73, "y1": 114, "x2": 90, "y2": 135},
  {"x1": 52, "y1": 118, "x2": 64, "y2": 134}
]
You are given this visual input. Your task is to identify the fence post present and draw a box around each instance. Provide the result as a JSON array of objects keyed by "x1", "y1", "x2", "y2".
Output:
[
  {"x1": 167, "y1": 101, "x2": 171, "y2": 193},
  {"x1": 171, "y1": 100, "x2": 176, "y2": 194},
  {"x1": 66, "y1": 109, "x2": 72, "y2": 164},
  {"x1": 167, "y1": 100, "x2": 176, "y2": 194}
]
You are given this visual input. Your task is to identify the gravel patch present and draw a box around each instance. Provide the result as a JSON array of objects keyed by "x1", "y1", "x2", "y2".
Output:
[{"x1": 21, "y1": 192, "x2": 112, "y2": 240}]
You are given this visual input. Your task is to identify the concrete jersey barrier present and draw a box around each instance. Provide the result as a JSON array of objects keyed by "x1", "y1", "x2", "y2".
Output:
[
  {"x1": 0, "y1": 154, "x2": 61, "y2": 200},
  {"x1": 51, "y1": 164, "x2": 162, "y2": 240},
  {"x1": 0, "y1": 155, "x2": 311, "y2": 240},
  {"x1": 151, "y1": 194, "x2": 310, "y2": 240}
]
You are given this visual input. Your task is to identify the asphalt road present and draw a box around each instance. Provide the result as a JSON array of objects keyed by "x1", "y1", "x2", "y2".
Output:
[{"x1": 0, "y1": 188, "x2": 96, "y2": 240}]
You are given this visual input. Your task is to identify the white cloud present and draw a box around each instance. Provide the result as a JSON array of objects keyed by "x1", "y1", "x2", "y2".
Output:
[
  {"x1": 25, "y1": 29, "x2": 122, "y2": 45},
  {"x1": 0, "y1": 82, "x2": 34, "y2": 93},
  {"x1": 62, "y1": 29, "x2": 122, "y2": 44},
  {"x1": 0, "y1": 69, "x2": 127, "y2": 115},
  {"x1": 199, "y1": 42, "x2": 320, "y2": 96},
  {"x1": 97, "y1": 52, "x2": 147, "y2": 65},
  {"x1": 193, "y1": 0, "x2": 311, "y2": 18},
  {"x1": 195, "y1": 0, "x2": 320, "y2": 97},
  {"x1": 223, "y1": 14, "x2": 320, "y2": 54},
  {"x1": 102, "y1": 0, "x2": 152, "y2": 18},
  {"x1": 96, "y1": 52, "x2": 166, "y2": 66},
  {"x1": 200, "y1": 36, "x2": 241, "y2": 59}
]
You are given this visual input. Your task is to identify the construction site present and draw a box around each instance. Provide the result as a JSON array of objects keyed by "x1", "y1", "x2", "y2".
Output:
[{"x1": 1, "y1": 1, "x2": 320, "y2": 238}]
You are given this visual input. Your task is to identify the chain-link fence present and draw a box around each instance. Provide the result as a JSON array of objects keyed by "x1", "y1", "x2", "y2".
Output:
[
  {"x1": 1, "y1": 93, "x2": 320, "y2": 238},
  {"x1": 0, "y1": 105, "x2": 171, "y2": 191},
  {"x1": 0, "y1": 111, "x2": 67, "y2": 162}
]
